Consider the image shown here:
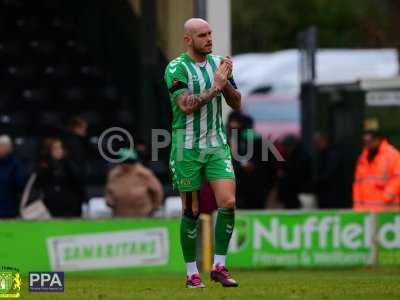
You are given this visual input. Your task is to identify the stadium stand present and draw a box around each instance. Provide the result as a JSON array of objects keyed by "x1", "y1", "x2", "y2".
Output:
[{"x1": 0, "y1": 0, "x2": 136, "y2": 197}]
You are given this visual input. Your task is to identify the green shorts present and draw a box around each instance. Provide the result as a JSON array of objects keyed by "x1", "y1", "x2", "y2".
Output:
[{"x1": 169, "y1": 144, "x2": 236, "y2": 192}]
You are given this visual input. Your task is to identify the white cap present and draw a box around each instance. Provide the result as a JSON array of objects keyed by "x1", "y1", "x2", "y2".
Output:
[{"x1": 0, "y1": 135, "x2": 12, "y2": 146}]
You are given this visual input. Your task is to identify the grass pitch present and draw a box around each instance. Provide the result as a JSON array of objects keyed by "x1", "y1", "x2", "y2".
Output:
[{"x1": 23, "y1": 268, "x2": 400, "y2": 300}]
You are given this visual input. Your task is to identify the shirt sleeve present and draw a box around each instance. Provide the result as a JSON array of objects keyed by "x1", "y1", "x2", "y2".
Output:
[
  {"x1": 228, "y1": 74, "x2": 238, "y2": 89},
  {"x1": 164, "y1": 63, "x2": 188, "y2": 101}
]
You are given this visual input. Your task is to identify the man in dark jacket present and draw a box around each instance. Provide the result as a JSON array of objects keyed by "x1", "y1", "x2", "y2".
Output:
[
  {"x1": 314, "y1": 132, "x2": 345, "y2": 208},
  {"x1": 63, "y1": 116, "x2": 91, "y2": 169},
  {"x1": 227, "y1": 112, "x2": 272, "y2": 209},
  {"x1": 276, "y1": 135, "x2": 311, "y2": 209},
  {"x1": 0, "y1": 135, "x2": 25, "y2": 218}
]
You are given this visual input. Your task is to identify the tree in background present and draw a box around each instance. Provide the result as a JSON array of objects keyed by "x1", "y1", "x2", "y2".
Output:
[{"x1": 232, "y1": 0, "x2": 400, "y2": 54}]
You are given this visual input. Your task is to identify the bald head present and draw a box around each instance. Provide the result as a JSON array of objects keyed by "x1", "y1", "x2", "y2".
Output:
[
  {"x1": 183, "y1": 18, "x2": 213, "y2": 57},
  {"x1": 0, "y1": 135, "x2": 12, "y2": 158},
  {"x1": 184, "y1": 18, "x2": 210, "y2": 35}
]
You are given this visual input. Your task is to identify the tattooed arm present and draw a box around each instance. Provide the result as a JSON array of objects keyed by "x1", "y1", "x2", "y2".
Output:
[
  {"x1": 176, "y1": 86, "x2": 221, "y2": 115},
  {"x1": 176, "y1": 62, "x2": 230, "y2": 115}
]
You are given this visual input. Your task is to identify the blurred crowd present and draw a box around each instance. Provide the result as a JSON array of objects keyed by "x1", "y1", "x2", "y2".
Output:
[
  {"x1": 1, "y1": 111, "x2": 399, "y2": 220},
  {"x1": 0, "y1": 116, "x2": 165, "y2": 219},
  {"x1": 224, "y1": 111, "x2": 400, "y2": 212}
]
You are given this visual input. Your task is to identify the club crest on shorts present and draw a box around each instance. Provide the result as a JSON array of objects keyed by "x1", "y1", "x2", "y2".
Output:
[{"x1": 180, "y1": 178, "x2": 192, "y2": 187}]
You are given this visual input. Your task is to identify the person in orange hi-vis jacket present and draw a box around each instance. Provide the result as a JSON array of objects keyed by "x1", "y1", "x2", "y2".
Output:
[{"x1": 353, "y1": 130, "x2": 400, "y2": 212}]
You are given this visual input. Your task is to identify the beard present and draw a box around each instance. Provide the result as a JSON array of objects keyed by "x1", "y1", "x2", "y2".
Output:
[{"x1": 193, "y1": 42, "x2": 212, "y2": 56}]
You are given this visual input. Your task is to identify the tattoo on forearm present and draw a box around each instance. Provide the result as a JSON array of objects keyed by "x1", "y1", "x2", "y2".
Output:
[{"x1": 183, "y1": 86, "x2": 220, "y2": 110}]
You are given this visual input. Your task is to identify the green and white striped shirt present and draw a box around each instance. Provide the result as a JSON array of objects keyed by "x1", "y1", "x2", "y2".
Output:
[{"x1": 165, "y1": 53, "x2": 236, "y2": 149}]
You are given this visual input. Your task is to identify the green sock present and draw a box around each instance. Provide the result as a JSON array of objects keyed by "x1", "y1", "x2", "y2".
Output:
[
  {"x1": 214, "y1": 208, "x2": 235, "y2": 255},
  {"x1": 180, "y1": 216, "x2": 199, "y2": 262}
]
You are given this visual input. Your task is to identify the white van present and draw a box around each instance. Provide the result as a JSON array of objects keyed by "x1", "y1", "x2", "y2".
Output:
[{"x1": 233, "y1": 49, "x2": 399, "y2": 140}]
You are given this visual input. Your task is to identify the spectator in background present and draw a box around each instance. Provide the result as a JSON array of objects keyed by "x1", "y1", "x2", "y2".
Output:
[
  {"x1": 227, "y1": 111, "x2": 271, "y2": 209},
  {"x1": 63, "y1": 116, "x2": 92, "y2": 171},
  {"x1": 105, "y1": 148, "x2": 163, "y2": 217},
  {"x1": 313, "y1": 132, "x2": 345, "y2": 208},
  {"x1": 0, "y1": 135, "x2": 25, "y2": 218},
  {"x1": 276, "y1": 135, "x2": 311, "y2": 209},
  {"x1": 227, "y1": 111, "x2": 247, "y2": 208},
  {"x1": 35, "y1": 138, "x2": 86, "y2": 217},
  {"x1": 135, "y1": 138, "x2": 169, "y2": 184},
  {"x1": 353, "y1": 130, "x2": 400, "y2": 212}
]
